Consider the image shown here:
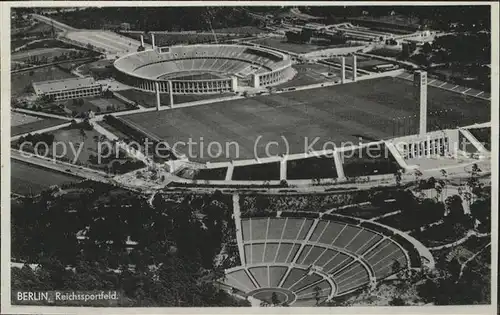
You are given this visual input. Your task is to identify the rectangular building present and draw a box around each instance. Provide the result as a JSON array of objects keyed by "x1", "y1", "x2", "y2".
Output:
[{"x1": 32, "y1": 77, "x2": 103, "y2": 101}]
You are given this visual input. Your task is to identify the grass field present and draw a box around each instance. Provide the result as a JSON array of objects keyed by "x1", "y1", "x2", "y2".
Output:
[
  {"x1": 116, "y1": 89, "x2": 233, "y2": 108},
  {"x1": 213, "y1": 26, "x2": 264, "y2": 34},
  {"x1": 63, "y1": 97, "x2": 130, "y2": 115},
  {"x1": 324, "y1": 56, "x2": 394, "y2": 72},
  {"x1": 125, "y1": 32, "x2": 242, "y2": 46},
  {"x1": 12, "y1": 48, "x2": 81, "y2": 62},
  {"x1": 11, "y1": 160, "x2": 81, "y2": 196},
  {"x1": 77, "y1": 59, "x2": 114, "y2": 75},
  {"x1": 336, "y1": 203, "x2": 398, "y2": 219},
  {"x1": 11, "y1": 66, "x2": 77, "y2": 97},
  {"x1": 121, "y1": 77, "x2": 490, "y2": 162},
  {"x1": 356, "y1": 56, "x2": 397, "y2": 69},
  {"x1": 367, "y1": 48, "x2": 402, "y2": 58},
  {"x1": 11, "y1": 112, "x2": 43, "y2": 126},
  {"x1": 17, "y1": 125, "x2": 145, "y2": 173},
  {"x1": 11, "y1": 38, "x2": 34, "y2": 51},
  {"x1": 22, "y1": 22, "x2": 54, "y2": 35},
  {"x1": 249, "y1": 37, "x2": 349, "y2": 54},
  {"x1": 276, "y1": 64, "x2": 331, "y2": 89},
  {"x1": 11, "y1": 118, "x2": 68, "y2": 136}
]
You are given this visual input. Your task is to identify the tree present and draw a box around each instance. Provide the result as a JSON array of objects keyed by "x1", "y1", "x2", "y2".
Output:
[
  {"x1": 271, "y1": 292, "x2": 280, "y2": 306},
  {"x1": 79, "y1": 128, "x2": 87, "y2": 144},
  {"x1": 422, "y1": 42, "x2": 432, "y2": 54},
  {"x1": 391, "y1": 259, "x2": 402, "y2": 275},
  {"x1": 254, "y1": 195, "x2": 270, "y2": 212},
  {"x1": 313, "y1": 286, "x2": 322, "y2": 305},
  {"x1": 470, "y1": 197, "x2": 490, "y2": 231},
  {"x1": 445, "y1": 195, "x2": 464, "y2": 218},
  {"x1": 394, "y1": 170, "x2": 402, "y2": 186},
  {"x1": 389, "y1": 297, "x2": 406, "y2": 306}
]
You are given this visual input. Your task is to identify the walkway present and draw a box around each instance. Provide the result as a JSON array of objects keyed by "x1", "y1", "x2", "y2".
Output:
[
  {"x1": 232, "y1": 194, "x2": 246, "y2": 266},
  {"x1": 428, "y1": 230, "x2": 490, "y2": 251},
  {"x1": 458, "y1": 242, "x2": 490, "y2": 280}
]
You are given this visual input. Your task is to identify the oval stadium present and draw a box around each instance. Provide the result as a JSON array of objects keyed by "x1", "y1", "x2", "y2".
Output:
[{"x1": 113, "y1": 44, "x2": 295, "y2": 94}]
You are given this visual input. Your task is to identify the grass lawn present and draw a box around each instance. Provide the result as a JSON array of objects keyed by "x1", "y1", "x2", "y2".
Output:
[
  {"x1": 11, "y1": 112, "x2": 43, "y2": 126},
  {"x1": 12, "y1": 48, "x2": 81, "y2": 62},
  {"x1": 336, "y1": 202, "x2": 398, "y2": 220},
  {"x1": 16, "y1": 124, "x2": 145, "y2": 174},
  {"x1": 468, "y1": 127, "x2": 491, "y2": 151},
  {"x1": 276, "y1": 64, "x2": 331, "y2": 89},
  {"x1": 63, "y1": 97, "x2": 130, "y2": 116},
  {"x1": 19, "y1": 39, "x2": 85, "y2": 51},
  {"x1": 11, "y1": 159, "x2": 82, "y2": 196},
  {"x1": 368, "y1": 48, "x2": 402, "y2": 58},
  {"x1": 376, "y1": 212, "x2": 439, "y2": 232},
  {"x1": 116, "y1": 89, "x2": 233, "y2": 108},
  {"x1": 56, "y1": 60, "x2": 94, "y2": 72},
  {"x1": 193, "y1": 167, "x2": 228, "y2": 180},
  {"x1": 324, "y1": 55, "x2": 393, "y2": 71},
  {"x1": 212, "y1": 26, "x2": 264, "y2": 34},
  {"x1": 11, "y1": 38, "x2": 34, "y2": 51},
  {"x1": 11, "y1": 66, "x2": 77, "y2": 97},
  {"x1": 124, "y1": 32, "x2": 242, "y2": 46},
  {"x1": 232, "y1": 161, "x2": 281, "y2": 181},
  {"x1": 356, "y1": 56, "x2": 397, "y2": 69},
  {"x1": 11, "y1": 118, "x2": 68, "y2": 136},
  {"x1": 23, "y1": 22, "x2": 54, "y2": 35},
  {"x1": 121, "y1": 77, "x2": 489, "y2": 162},
  {"x1": 249, "y1": 37, "x2": 351, "y2": 54},
  {"x1": 412, "y1": 222, "x2": 468, "y2": 247},
  {"x1": 77, "y1": 59, "x2": 114, "y2": 76}
]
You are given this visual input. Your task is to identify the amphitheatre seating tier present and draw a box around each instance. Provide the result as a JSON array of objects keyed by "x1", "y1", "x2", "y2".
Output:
[{"x1": 230, "y1": 215, "x2": 419, "y2": 302}]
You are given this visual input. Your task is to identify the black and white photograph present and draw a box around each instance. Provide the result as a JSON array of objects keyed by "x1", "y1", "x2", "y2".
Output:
[{"x1": 1, "y1": 2, "x2": 497, "y2": 313}]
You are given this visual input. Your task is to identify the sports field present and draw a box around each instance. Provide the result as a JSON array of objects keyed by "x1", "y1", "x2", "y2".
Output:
[
  {"x1": 249, "y1": 37, "x2": 351, "y2": 54},
  {"x1": 122, "y1": 77, "x2": 490, "y2": 162}
]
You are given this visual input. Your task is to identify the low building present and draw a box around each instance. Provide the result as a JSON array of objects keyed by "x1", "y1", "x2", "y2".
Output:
[{"x1": 32, "y1": 77, "x2": 103, "y2": 101}]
